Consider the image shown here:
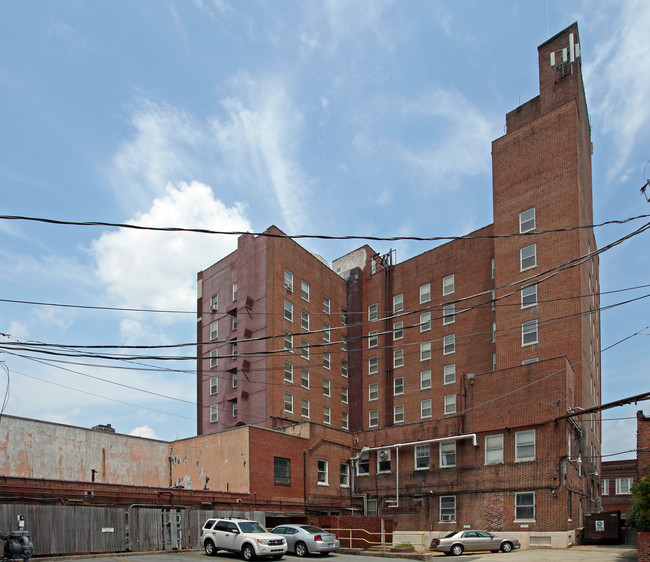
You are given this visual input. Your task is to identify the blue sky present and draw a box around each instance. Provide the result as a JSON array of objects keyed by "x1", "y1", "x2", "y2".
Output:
[{"x1": 1, "y1": 1, "x2": 649, "y2": 460}]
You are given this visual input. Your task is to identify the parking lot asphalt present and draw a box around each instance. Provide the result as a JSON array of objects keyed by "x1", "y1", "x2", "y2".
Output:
[{"x1": 38, "y1": 544, "x2": 638, "y2": 562}]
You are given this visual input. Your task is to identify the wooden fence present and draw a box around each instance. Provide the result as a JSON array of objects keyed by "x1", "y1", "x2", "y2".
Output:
[{"x1": 0, "y1": 504, "x2": 260, "y2": 556}]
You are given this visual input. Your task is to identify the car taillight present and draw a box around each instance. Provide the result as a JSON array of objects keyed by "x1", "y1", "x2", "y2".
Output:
[
  {"x1": 314, "y1": 535, "x2": 322, "y2": 542},
  {"x1": 200, "y1": 530, "x2": 204, "y2": 537},
  {"x1": 435, "y1": 540, "x2": 441, "y2": 546}
]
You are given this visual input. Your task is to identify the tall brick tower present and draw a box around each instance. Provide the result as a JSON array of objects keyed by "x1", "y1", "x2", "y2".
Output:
[{"x1": 492, "y1": 22, "x2": 600, "y2": 476}]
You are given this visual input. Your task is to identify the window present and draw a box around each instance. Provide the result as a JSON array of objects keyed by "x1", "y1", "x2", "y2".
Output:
[
  {"x1": 284, "y1": 331, "x2": 293, "y2": 352},
  {"x1": 323, "y1": 351, "x2": 331, "y2": 369},
  {"x1": 357, "y1": 452, "x2": 370, "y2": 475},
  {"x1": 440, "y1": 496, "x2": 456, "y2": 522},
  {"x1": 443, "y1": 274, "x2": 455, "y2": 296},
  {"x1": 368, "y1": 303, "x2": 378, "y2": 321},
  {"x1": 515, "y1": 430, "x2": 535, "y2": 461},
  {"x1": 341, "y1": 308, "x2": 347, "y2": 326},
  {"x1": 491, "y1": 258, "x2": 495, "y2": 279},
  {"x1": 421, "y1": 399, "x2": 432, "y2": 418},
  {"x1": 420, "y1": 311, "x2": 431, "y2": 332},
  {"x1": 415, "y1": 445, "x2": 430, "y2": 470},
  {"x1": 231, "y1": 311, "x2": 237, "y2": 331},
  {"x1": 366, "y1": 498, "x2": 378, "y2": 516},
  {"x1": 444, "y1": 394, "x2": 456, "y2": 415},
  {"x1": 342, "y1": 360, "x2": 348, "y2": 378},
  {"x1": 443, "y1": 303, "x2": 455, "y2": 325},
  {"x1": 301, "y1": 280, "x2": 310, "y2": 302},
  {"x1": 232, "y1": 371, "x2": 238, "y2": 388},
  {"x1": 443, "y1": 334, "x2": 455, "y2": 355},
  {"x1": 602, "y1": 479, "x2": 609, "y2": 496},
  {"x1": 210, "y1": 294, "x2": 219, "y2": 312},
  {"x1": 394, "y1": 349, "x2": 404, "y2": 368},
  {"x1": 232, "y1": 400, "x2": 238, "y2": 417},
  {"x1": 323, "y1": 295, "x2": 330, "y2": 315},
  {"x1": 393, "y1": 321, "x2": 403, "y2": 340},
  {"x1": 491, "y1": 289, "x2": 496, "y2": 311},
  {"x1": 520, "y1": 243, "x2": 537, "y2": 270},
  {"x1": 340, "y1": 463, "x2": 350, "y2": 487},
  {"x1": 369, "y1": 383, "x2": 379, "y2": 401},
  {"x1": 301, "y1": 310, "x2": 309, "y2": 330},
  {"x1": 393, "y1": 376, "x2": 404, "y2": 395},
  {"x1": 274, "y1": 457, "x2": 290, "y2": 484},
  {"x1": 210, "y1": 404, "x2": 218, "y2": 423},
  {"x1": 520, "y1": 207, "x2": 536, "y2": 233},
  {"x1": 341, "y1": 412, "x2": 348, "y2": 430},
  {"x1": 301, "y1": 369, "x2": 309, "y2": 388},
  {"x1": 342, "y1": 386, "x2": 348, "y2": 404},
  {"x1": 284, "y1": 299, "x2": 293, "y2": 322},
  {"x1": 369, "y1": 357, "x2": 378, "y2": 375},
  {"x1": 301, "y1": 398, "x2": 310, "y2": 418},
  {"x1": 393, "y1": 293, "x2": 403, "y2": 313},
  {"x1": 341, "y1": 334, "x2": 347, "y2": 351},
  {"x1": 232, "y1": 282, "x2": 238, "y2": 301},
  {"x1": 284, "y1": 269, "x2": 293, "y2": 292},
  {"x1": 210, "y1": 321, "x2": 218, "y2": 341},
  {"x1": 369, "y1": 409, "x2": 378, "y2": 427},
  {"x1": 231, "y1": 342, "x2": 238, "y2": 357},
  {"x1": 515, "y1": 492, "x2": 535, "y2": 521},
  {"x1": 616, "y1": 477, "x2": 633, "y2": 495},
  {"x1": 210, "y1": 377, "x2": 218, "y2": 395},
  {"x1": 284, "y1": 361, "x2": 293, "y2": 383},
  {"x1": 492, "y1": 321, "x2": 496, "y2": 343},
  {"x1": 300, "y1": 339, "x2": 309, "y2": 360},
  {"x1": 420, "y1": 283, "x2": 431, "y2": 303},
  {"x1": 485, "y1": 434, "x2": 504, "y2": 464},
  {"x1": 323, "y1": 405, "x2": 331, "y2": 425},
  {"x1": 323, "y1": 378, "x2": 331, "y2": 397},
  {"x1": 284, "y1": 393, "x2": 293, "y2": 413},
  {"x1": 377, "y1": 450, "x2": 391, "y2": 473},
  {"x1": 420, "y1": 370, "x2": 432, "y2": 390},
  {"x1": 440, "y1": 441, "x2": 456, "y2": 467},
  {"x1": 368, "y1": 330, "x2": 378, "y2": 348},
  {"x1": 444, "y1": 364, "x2": 456, "y2": 385},
  {"x1": 323, "y1": 323, "x2": 331, "y2": 343},
  {"x1": 317, "y1": 459, "x2": 329, "y2": 485},
  {"x1": 522, "y1": 320, "x2": 539, "y2": 346},
  {"x1": 394, "y1": 404, "x2": 404, "y2": 423},
  {"x1": 521, "y1": 283, "x2": 538, "y2": 308},
  {"x1": 420, "y1": 341, "x2": 431, "y2": 361},
  {"x1": 210, "y1": 349, "x2": 218, "y2": 368}
]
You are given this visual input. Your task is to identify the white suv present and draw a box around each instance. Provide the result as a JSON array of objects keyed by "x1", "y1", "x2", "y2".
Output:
[{"x1": 201, "y1": 518, "x2": 287, "y2": 560}]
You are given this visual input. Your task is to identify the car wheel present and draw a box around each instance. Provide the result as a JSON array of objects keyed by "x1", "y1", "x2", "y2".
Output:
[
  {"x1": 204, "y1": 540, "x2": 217, "y2": 556},
  {"x1": 242, "y1": 544, "x2": 256, "y2": 561},
  {"x1": 295, "y1": 542, "x2": 308, "y2": 557},
  {"x1": 501, "y1": 542, "x2": 513, "y2": 553},
  {"x1": 450, "y1": 544, "x2": 463, "y2": 556}
]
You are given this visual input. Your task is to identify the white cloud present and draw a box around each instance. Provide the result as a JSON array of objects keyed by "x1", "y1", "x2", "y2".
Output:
[
  {"x1": 129, "y1": 425, "x2": 160, "y2": 440},
  {"x1": 395, "y1": 89, "x2": 499, "y2": 192},
  {"x1": 91, "y1": 181, "x2": 250, "y2": 317},
  {"x1": 111, "y1": 77, "x2": 311, "y2": 232},
  {"x1": 585, "y1": 0, "x2": 650, "y2": 181}
]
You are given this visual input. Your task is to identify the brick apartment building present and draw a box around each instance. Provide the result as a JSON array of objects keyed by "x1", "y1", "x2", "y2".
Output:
[{"x1": 196, "y1": 23, "x2": 600, "y2": 536}]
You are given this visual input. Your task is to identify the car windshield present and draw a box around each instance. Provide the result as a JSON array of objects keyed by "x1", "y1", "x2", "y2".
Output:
[
  {"x1": 300, "y1": 526, "x2": 325, "y2": 534},
  {"x1": 238, "y1": 522, "x2": 268, "y2": 534}
]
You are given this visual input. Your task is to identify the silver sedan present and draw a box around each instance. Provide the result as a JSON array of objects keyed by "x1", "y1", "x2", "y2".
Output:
[
  {"x1": 271, "y1": 525, "x2": 340, "y2": 557},
  {"x1": 431, "y1": 530, "x2": 520, "y2": 556}
]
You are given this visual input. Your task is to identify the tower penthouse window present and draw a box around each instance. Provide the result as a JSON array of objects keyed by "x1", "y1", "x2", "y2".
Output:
[{"x1": 520, "y1": 208, "x2": 536, "y2": 233}]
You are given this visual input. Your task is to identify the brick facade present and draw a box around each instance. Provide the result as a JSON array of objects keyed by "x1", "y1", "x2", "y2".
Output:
[{"x1": 195, "y1": 23, "x2": 600, "y2": 534}]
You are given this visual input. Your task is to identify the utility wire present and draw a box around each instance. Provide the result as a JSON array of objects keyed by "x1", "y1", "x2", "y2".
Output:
[{"x1": 1, "y1": 213, "x2": 648, "y2": 241}]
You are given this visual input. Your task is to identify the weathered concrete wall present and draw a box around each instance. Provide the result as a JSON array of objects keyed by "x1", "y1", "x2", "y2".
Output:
[
  {"x1": 170, "y1": 426, "x2": 249, "y2": 493},
  {"x1": 0, "y1": 415, "x2": 169, "y2": 486}
]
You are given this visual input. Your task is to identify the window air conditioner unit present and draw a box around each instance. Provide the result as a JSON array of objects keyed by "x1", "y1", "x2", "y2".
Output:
[
  {"x1": 284, "y1": 283, "x2": 293, "y2": 292},
  {"x1": 378, "y1": 449, "x2": 391, "y2": 461},
  {"x1": 210, "y1": 305, "x2": 218, "y2": 313}
]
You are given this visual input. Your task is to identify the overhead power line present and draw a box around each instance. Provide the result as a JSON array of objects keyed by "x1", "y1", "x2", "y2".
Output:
[{"x1": 1, "y1": 213, "x2": 649, "y2": 241}]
